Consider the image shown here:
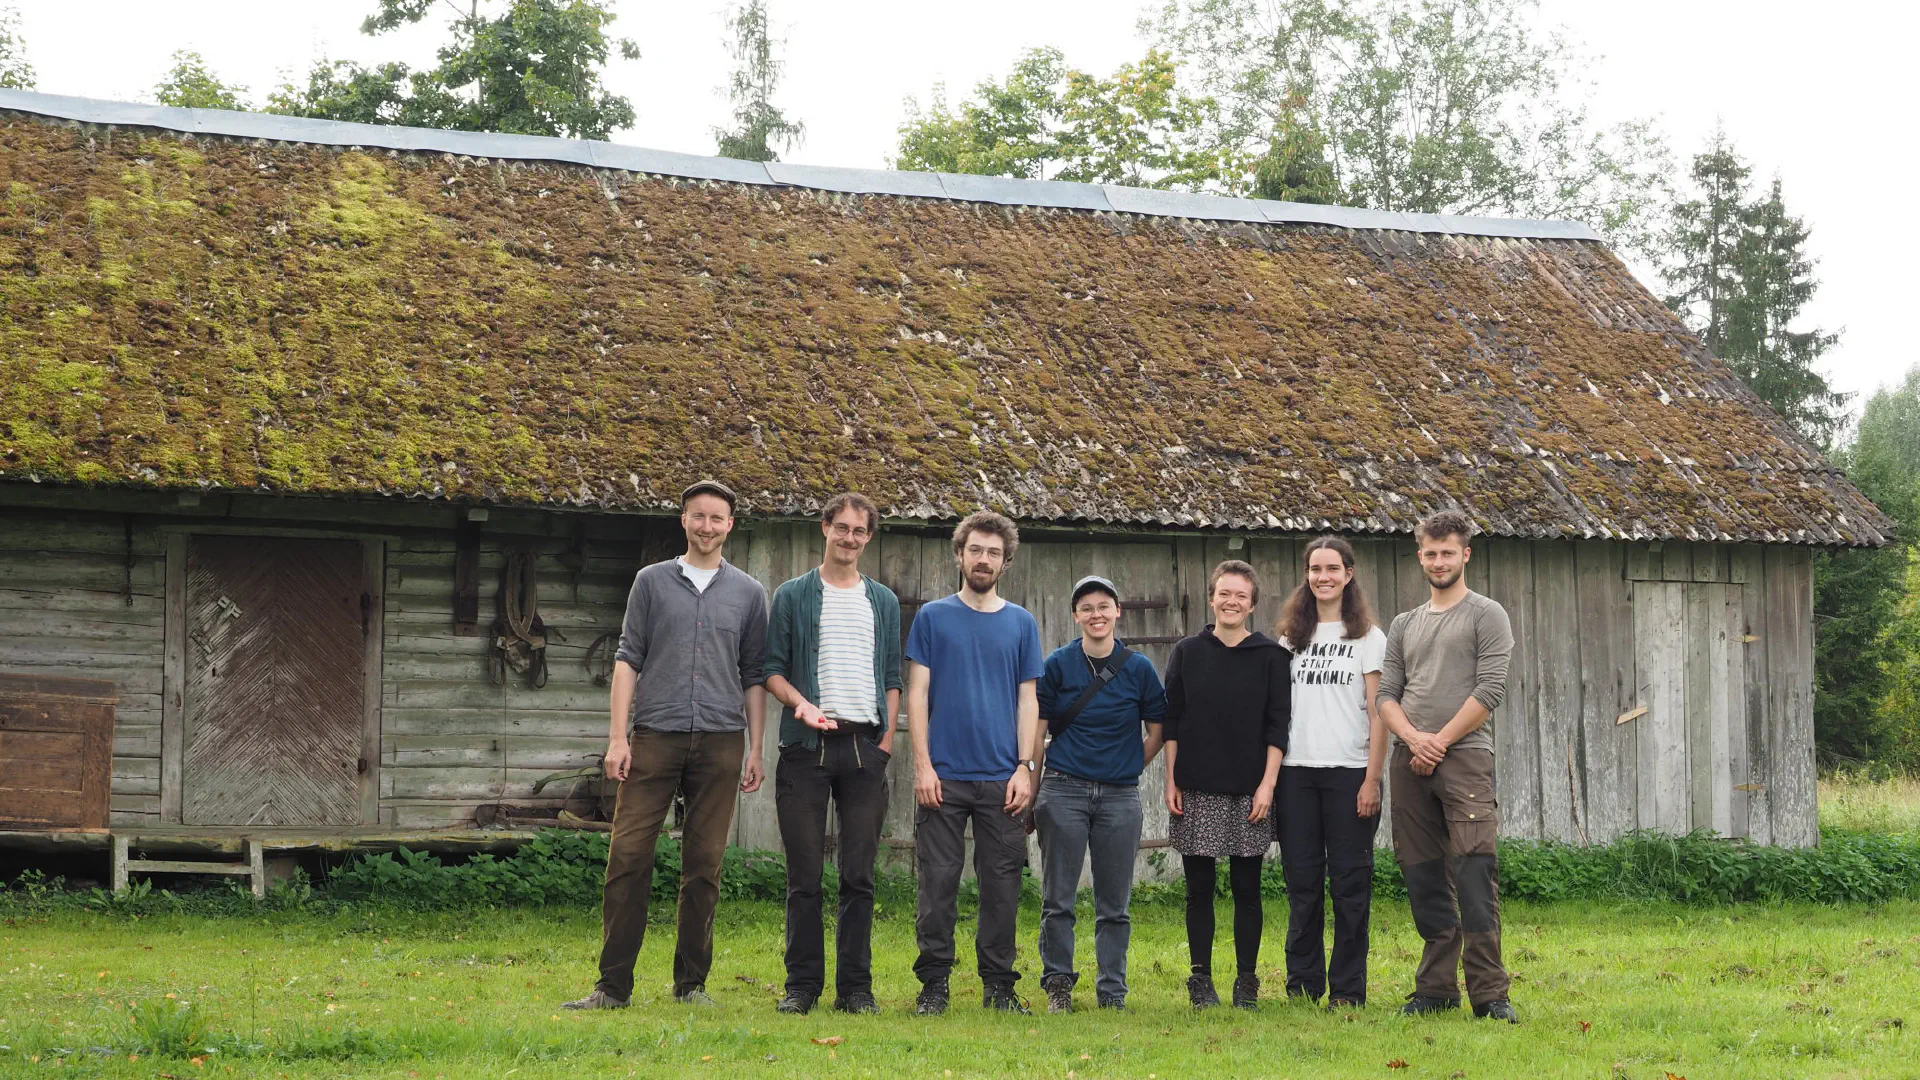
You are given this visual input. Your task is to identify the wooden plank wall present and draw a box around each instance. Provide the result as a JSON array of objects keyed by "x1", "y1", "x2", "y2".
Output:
[
  {"x1": 0, "y1": 485, "x2": 1823, "y2": 848},
  {"x1": 0, "y1": 512, "x2": 166, "y2": 826}
]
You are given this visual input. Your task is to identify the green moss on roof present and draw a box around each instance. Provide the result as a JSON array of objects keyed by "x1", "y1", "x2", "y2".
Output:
[{"x1": 0, "y1": 117, "x2": 1888, "y2": 545}]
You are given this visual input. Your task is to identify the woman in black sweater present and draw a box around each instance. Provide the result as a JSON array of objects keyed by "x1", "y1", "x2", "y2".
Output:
[{"x1": 1162, "y1": 559, "x2": 1291, "y2": 1009}]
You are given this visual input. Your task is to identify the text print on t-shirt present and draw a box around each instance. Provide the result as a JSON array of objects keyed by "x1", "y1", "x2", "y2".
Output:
[{"x1": 1294, "y1": 639, "x2": 1360, "y2": 686}]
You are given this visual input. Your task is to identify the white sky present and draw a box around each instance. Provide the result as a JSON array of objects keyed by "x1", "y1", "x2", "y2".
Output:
[{"x1": 11, "y1": 0, "x2": 1914, "y2": 416}]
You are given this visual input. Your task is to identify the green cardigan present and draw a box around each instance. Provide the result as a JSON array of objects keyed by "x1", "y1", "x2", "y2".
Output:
[{"x1": 764, "y1": 568, "x2": 905, "y2": 751}]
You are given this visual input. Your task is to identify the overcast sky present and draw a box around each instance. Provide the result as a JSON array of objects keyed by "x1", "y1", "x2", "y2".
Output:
[{"x1": 11, "y1": 0, "x2": 1913, "y2": 418}]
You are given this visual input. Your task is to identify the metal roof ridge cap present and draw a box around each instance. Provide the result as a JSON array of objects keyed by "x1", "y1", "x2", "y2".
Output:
[{"x1": 0, "y1": 88, "x2": 1596, "y2": 239}]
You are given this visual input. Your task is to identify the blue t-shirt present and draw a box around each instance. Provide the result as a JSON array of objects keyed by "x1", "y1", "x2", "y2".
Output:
[
  {"x1": 1037, "y1": 639, "x2": 1168, "y2": 785},
  {"x1": 905, "y1": 594, "x2": 1045, "y2": 781}
]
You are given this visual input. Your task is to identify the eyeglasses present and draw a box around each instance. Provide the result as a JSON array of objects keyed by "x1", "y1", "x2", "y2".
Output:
[{"x1": 829, "y1": 523, "x2": 873, "y2": 540}]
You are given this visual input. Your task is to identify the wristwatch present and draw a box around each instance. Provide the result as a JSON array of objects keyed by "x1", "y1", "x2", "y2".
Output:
[{"x1": 1021, "y1": 759, "x2": 1038, "y2": 773}]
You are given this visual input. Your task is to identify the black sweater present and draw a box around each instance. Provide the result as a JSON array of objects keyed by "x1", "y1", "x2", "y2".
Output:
[{"x1": 1162, "y1": 627, "x2": 1291, "y2": 795}]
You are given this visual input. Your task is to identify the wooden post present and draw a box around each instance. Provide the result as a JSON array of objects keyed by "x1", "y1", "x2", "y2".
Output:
[
  {"x1": 112, "y1": 833, "x2": 129, "y2": 893},
  {"x1": 247, "y1": 839, "x2": 266, "y2": 898}
]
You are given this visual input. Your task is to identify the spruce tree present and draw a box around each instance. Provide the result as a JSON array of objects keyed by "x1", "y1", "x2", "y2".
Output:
[{"x1": 713, "y1": 0, "x2": 803, "y2": 163}]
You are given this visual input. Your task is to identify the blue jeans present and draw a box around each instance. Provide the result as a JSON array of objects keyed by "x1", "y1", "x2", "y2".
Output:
[{"x1": 1034, "y1": 770, "x2": 1145, "y2": 1001}]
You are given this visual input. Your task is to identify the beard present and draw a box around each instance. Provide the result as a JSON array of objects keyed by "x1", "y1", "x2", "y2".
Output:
[
  {"x1": 1425, "y1": 565, "x2": 1462, "y2": 590},
  {"x1": 964, "y1": 565, "x2": 1001, "y2": 592}
]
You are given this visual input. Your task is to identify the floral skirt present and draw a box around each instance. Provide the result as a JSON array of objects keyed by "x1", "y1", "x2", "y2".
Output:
[{"x1": 1168, "y1": 790, "x2": 1274, "y2": 858}]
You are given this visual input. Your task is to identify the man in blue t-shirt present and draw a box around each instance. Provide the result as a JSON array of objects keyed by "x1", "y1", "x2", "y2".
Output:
[{"x1": 906, "y1": 510, "x2": 1045, "y2": 1016}]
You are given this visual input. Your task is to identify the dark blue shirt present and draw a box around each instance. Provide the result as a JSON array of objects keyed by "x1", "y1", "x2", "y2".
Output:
[
  {"x1": 1037, "y1": 639, "x2": 1167, "y2": 784},
  {"x1": 905, "y1": 595, "x2": 1045, "y2": 782}
]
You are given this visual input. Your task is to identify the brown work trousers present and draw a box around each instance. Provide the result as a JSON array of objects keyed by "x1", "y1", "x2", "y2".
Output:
[
  {"x1": 1389, "y1": 745, "x2": 1510, "y2": 1006},
  {"x1": 596, "y1": 727, "x2": 745, "y2": 1001}
]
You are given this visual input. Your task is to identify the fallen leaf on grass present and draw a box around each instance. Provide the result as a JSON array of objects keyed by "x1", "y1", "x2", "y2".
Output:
[
  {"x1": 1665, "y1": 1073, "x2": 1687, "y2": 1080},
  {"x1": 190, "y1": 1057, "x2": 206, "y2": 1067},
  {"x1": 810, "y1": 1036, "x2": 845, "y2": 1046},
  {"x1": 1387, "y1": 1060, "x2": 1409, "y2": 1070},
  {"x1": 700, "y1": 1055, "x2": 713, "y2": 1062},
  {"x1": 1578, "y1": 1020, "x2": 1592, "y2": 1033},
  {"x1": 1451, "y1": 1072, "x2": 1468, "y2": 1079}
]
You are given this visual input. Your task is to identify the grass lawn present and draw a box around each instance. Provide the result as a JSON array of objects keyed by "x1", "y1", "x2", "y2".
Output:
[{"x1": 2, "y1": 898, "x2": 1914, "y2": 1079}]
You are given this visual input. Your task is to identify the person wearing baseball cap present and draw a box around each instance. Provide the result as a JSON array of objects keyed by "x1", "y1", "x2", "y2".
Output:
[
  {"x1": 564, "y1": 478, "x2": 770, "y2": 1011},
  {"x1": 1032, "y1": 574, "x2": 1167, "y2": 1013}
]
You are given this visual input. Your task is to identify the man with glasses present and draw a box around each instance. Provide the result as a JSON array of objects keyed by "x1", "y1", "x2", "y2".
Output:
[
  {"x1": 762, "y1": 493, "x2": 904, "y2": 1015},
  {"x1": 907, "y1": 510, "x2": 1045, "y2": 1015}
]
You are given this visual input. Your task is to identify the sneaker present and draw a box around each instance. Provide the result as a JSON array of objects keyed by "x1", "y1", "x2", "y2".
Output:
[
  {"x1": 1400, "y1": 994, "x2": 1460, "y2": 1016},
  {"x1": 915, "y1": 979, "x2": 950, "y2": 1016},
  {"x1": 1473, "y1": 999, "x2": 1520, "y2": 1024},
  {"x1": 1231, "y1": 972, "x2": 1260, "y2": 1010},
  {"x1": 983, "y1": 982, "x2": 1031, "y2": 1014},
  {"x1": 834, "y1": 991, "x2": 879, "y2": 1015},
  {"x1": 1041, "y1": 975, "x2": 1074, "y2": 1015},
  {"x1": 1096, "y1": 995, "x2": 1126, "y2": 1011},
  {"x1": 1187, "y1": 972, "x2": 1220, "y2": 1009},
  {"x1": 559, "y1": 989, "x2": 629, "y2": 1010},
  {"x1": 675, "y1": 988, "x2": 719, "y2": 1007},
  {"x1": 775, "y1": 989, "x2": 817, "y2": 1015}
]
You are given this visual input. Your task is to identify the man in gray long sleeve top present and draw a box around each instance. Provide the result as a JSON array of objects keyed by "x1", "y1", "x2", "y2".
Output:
[
  {"x1": 1374, "y1": 510, "x2": 1519, "y2": 1024},
  {"x1": 564, "y1": 480, "x2": 769, "y2": 1011}
]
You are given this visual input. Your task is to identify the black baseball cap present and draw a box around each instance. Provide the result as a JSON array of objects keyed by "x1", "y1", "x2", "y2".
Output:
[
  {"x1": 680, "y1": 479, "x2": 738, "y2": 511},
  {"x1": 1070, "y1": 575, "x2": 1120, "y2": 608}
]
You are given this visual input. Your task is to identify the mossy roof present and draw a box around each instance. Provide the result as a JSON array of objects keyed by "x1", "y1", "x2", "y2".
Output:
[{"x1": 0, "y1": 109, "x2": 1890, "y2": 545}]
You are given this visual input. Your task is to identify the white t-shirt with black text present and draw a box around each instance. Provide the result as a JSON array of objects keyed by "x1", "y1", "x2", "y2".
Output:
[{"x1": 1281, "y1": 622, "x2": 1387, "y2": 768}]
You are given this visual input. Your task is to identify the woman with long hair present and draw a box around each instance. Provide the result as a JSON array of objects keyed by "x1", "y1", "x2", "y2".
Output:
[
  {"x1": 1162, "y1": 560, "x2": 1290, "y2": 1010},
  {"x1": 1274, "y1": 536, "x2": 1387, "y2": 1008}
]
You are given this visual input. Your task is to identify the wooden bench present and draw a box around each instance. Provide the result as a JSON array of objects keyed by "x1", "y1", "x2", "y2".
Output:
[{"x1": 112, "y1": 835, "x2": 266, "y2": 897}]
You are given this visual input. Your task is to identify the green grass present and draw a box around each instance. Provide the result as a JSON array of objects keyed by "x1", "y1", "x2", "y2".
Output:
[
  {"x1": 1, "y1": 900, "x2": 1914, "y2": 1078},
  {"x1": 1821, "y1": 771, "x2": 1920, "y2": 835}
]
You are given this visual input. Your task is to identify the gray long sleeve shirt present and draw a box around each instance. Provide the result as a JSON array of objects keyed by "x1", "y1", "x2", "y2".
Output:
[
  {"x1": 1376, "y1": 590, "x2": 1514, "y2": 753},
  {"x1": 615, "y1": 557, "x2": 769, "y2": 734}
]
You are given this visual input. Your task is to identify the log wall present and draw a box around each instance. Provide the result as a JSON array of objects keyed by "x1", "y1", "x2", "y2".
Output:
[{"x1": 0, "y1": 485, "x2": 1820, "y2": 846}]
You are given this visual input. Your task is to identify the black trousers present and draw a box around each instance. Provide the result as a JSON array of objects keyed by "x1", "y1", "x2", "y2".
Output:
[
  {"x1": 1278, "y1": 766, "x2": 1379, "y2": 1002},
  {"x1": 775, "y1": 728, "x2": 891, "y2": 999}
]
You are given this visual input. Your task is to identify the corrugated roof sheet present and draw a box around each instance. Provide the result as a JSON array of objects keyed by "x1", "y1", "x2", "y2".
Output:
[{"x1": 0, "y1": 97, "x2": 1889, "y2": 545}]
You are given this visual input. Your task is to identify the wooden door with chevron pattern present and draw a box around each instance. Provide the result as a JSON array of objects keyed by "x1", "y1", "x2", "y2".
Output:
[{"x1": 182, "y1": 535, "x2": 367, "y2": 826}]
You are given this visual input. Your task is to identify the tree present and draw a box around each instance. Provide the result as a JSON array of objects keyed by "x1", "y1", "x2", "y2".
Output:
[
  {"x1": 712, "y1": 0, "x2": 803, "y2": 162},
  {"x1": 271, "y1": 0, "x2": 640, "y2": 140},
  {"x1": 1662, "y1": 132, "x2": 1749, "y2": 352},
  {"x1": 894, "y1": 48, "x2": 1224, "y2": 189},
  {"x1": 153, "y1": 50, "x2": 249, "y2": 111},
  {"x1": 1663, "y1": 138, "x2": 1844, "y2": 447},
  {"x1": 1144, "y1": 0, "x2": 1670, "y2": 250},
  {"x1": 1816, "y1": 370, "x2": 1920, "y2": 768},
  {"x1": 0, "y1": 4, "x2": 33, "y2": 90},
  {"x1": 1723, "y1": 178, "x2": 1846, "y2": 446}
]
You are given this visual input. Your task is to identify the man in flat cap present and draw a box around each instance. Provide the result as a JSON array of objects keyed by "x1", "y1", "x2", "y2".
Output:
[{"x1": 565, "y1": 480, "x2": 770, "y2": 1010}]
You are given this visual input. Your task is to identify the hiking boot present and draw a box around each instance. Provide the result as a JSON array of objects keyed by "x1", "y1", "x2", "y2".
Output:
[
  {"x1": 1096, "y1": 995, "x2": 1126, "y2": 1011},
  {"x1": 834, "y1": 991, "x2": 879, "y2": 1015},
  {"x1": 775, "y1": 989, "x2": 817, "y2": 1015},
  {"x1": 1041, "y1": 975, "x2": 1074, "y2": 1014},
  {"x1": 1231, "y1": 972, "x2": 1260, "y2": 1010},
  {"x1": 1473, "y1": 999, "x2": 1520, "y2": 1024},
  {"x1": 1187, "y1": 972, "x2": 1220, "y2": 1009},
  {"x1": 1400, "y1": 994, "x2": 1460, "y2": 1016},
  {"x1": 675, "y1": 988, "x2": 719, "y2": 1007},
  {"x1": 559, "y1": 989, "x2": 629, "y2": 1010},
  {"x1": 915, "y1": 979, "x2": 950, "y2": 1016},
  {"x1": 983, "y1": 982, "x2": 1031, "y2": 1014}
]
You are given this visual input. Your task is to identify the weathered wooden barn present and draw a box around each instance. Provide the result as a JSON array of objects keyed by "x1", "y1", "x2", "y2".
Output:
[{"x1": 0, "y1": 90, "x2": 1887, "y2": 872}]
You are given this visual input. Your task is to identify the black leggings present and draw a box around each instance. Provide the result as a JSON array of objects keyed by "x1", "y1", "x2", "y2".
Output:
[{"x1": 1182, "y1": 854, "x2": 1264, "y2": 976}]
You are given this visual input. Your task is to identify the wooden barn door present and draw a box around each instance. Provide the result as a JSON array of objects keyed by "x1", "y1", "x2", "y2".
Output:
[
  {"x1": 1631, "y1": 580, "x2": 1749, "y2": 837},
  {"x1": 182, "y1": 536, "x2": 368, "y2": 826}
]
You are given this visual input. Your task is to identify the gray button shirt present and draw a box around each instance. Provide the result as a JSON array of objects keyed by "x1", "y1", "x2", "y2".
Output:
[{"x1": 615, "y1": 557, "x2": 769, "y2": 734}]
